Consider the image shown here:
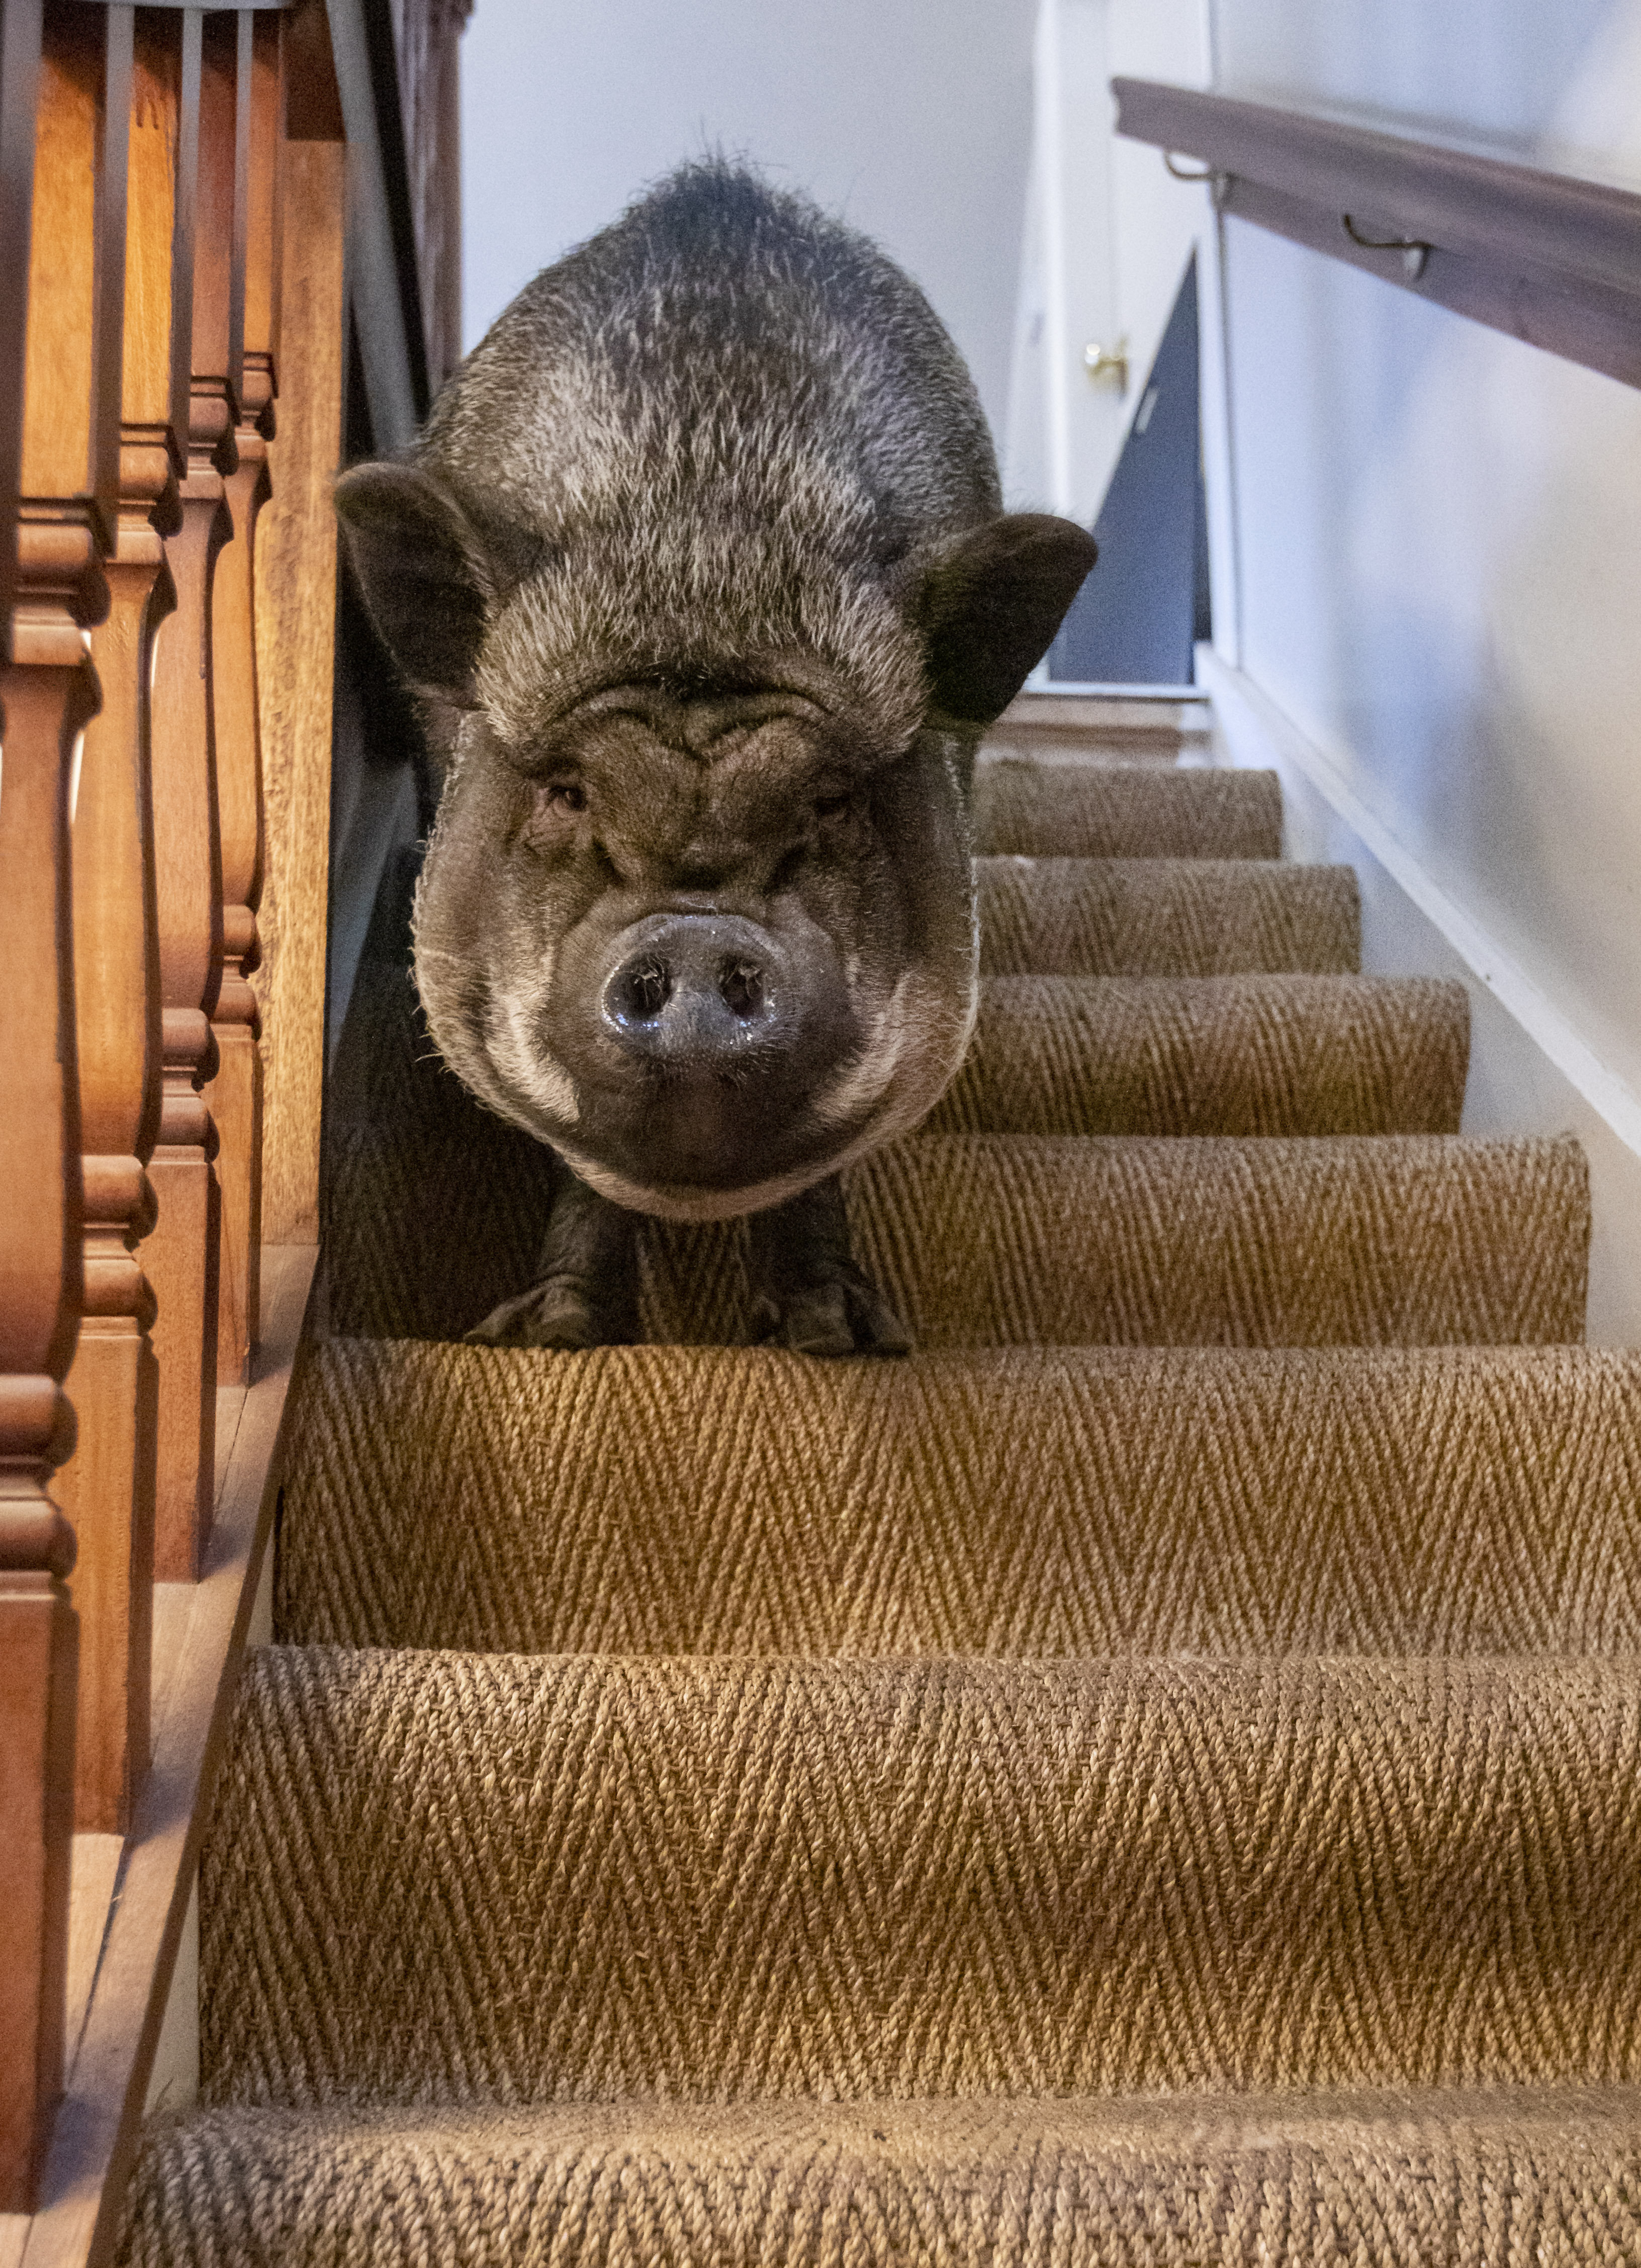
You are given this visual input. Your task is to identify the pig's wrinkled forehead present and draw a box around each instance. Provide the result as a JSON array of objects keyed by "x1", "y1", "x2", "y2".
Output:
[{"x1": 473, "y1": 529, "x2": 928, "y2": 759}]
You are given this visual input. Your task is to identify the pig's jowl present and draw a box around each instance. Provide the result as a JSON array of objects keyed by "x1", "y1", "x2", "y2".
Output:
[{"x1": 335, "y1": 161, "x2": 1095, "y2": 1354}]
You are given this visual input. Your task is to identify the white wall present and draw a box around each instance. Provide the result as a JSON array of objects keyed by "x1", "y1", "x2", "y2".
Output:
[
  {"x1": 1206, "y1": 0, "x2": 1641, "y2": 1336},
  {"x1": 459, "y1": 0, "x2": 1037, "y2": 447},
  {"x1": 458, "y1": 0, "x2": 1214, "y2": 520},
  {"x1": 1214, "y1": 0, "x2": 1638, "y2": 174}
]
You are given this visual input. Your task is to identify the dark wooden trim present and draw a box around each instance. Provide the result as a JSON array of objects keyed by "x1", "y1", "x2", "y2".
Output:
[
  {"x1": 281, "y1": 0, "x2": 343, "y2": 143},
  {"x1": 1113, "y1": 78, "x2": 1641, "y2": 389},
  {"x1": 166, "y1": 11, "x2": 201, "y2": 445},
  {"x1": 1221, "y1": 175, "x2": 1641, "y2": 391},
  {"x1": 25, "y1": 1245, "x2": 318, "y2": 2268},
  {"x1": 90, "y1": 7, "x2": 133, "y2": 527},
  {"x1": 355, "y1": 0, "x2": 431, "y2": 419},
  {"x1": 228, "y1": 9, "x2": 252, "y2": 390}
]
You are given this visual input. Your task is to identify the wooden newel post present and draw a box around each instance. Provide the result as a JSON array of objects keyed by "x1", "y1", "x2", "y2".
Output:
[
  {"x1": 57, "y1": 6, "x2": 182, "y2": 1834},
  {"x1": 147, "y1": 6, "x2": 237, "y2": 1580},
  {"x1": 211, "y1": 8, "x2": 279, "y2": 1388}
]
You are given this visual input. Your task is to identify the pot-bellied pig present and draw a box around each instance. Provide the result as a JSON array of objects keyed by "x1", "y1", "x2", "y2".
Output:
[{"x1": 335, "y1": 160, "x2": 1095, "y2": 1354}]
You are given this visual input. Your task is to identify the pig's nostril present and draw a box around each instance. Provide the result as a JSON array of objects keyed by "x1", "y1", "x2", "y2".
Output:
[
  {"x1": 719, "y1": 959, "x2": 765, "y2": 1020},
  {"x1": 616, "y1": 957, "x2": 672, "y2": 1023}
]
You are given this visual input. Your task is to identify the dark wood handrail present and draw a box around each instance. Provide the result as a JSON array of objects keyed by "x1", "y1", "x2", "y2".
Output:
[{"x1": 1113, "y1": 77, "x2": 1641, "y2": 391}]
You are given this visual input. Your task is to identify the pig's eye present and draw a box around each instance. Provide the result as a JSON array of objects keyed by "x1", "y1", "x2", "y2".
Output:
[
  {"x1": 814, "y1": 790, "x2": 853, "y2": 821},
  {"x1": 524, "y1": 777, "x2": 587, "y2": 850}
]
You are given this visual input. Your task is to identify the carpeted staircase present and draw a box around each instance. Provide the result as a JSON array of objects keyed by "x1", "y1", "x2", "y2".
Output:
[{"x1": 120, "y1": 709, "x2": 1641, "y2": 2264}]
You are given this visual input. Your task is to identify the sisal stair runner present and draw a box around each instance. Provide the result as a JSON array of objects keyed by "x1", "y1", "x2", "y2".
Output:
[{"x1": 119, "y1": 716, "x2": 1641, "y2": 2265}]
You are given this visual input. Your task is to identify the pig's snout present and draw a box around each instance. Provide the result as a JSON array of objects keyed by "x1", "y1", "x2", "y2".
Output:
[
  {"x1": 600, "y1": 914, "x2": 789, "y2": 1067},
  {"x1": 549, "y1": 907, "x2": 861, "y2": 1194}
]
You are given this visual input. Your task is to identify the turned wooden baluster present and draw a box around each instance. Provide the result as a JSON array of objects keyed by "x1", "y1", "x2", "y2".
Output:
[
  {"x1": 0, "y1": 663, "x2": 90, "y2": 2217},
  {"x1": 211, "y1": 9, "x2": 278, "y2": 1389},
  {"x1": 0, "y1": 0, "x2": 118, "y2": 2211},
  {"x1": 56, "y1": 8, "x2": 184, "y2": 1837},
  {"x1": 147, "y1": 7, "x2": 238, "y2": 1581}
]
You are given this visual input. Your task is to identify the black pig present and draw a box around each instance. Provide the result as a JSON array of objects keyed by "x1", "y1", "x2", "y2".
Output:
[{"x1": 335, "y1": 161, "x2": 1094, "y2": 1354}]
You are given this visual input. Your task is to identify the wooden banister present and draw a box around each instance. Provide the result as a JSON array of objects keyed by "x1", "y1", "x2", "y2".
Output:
[
  {"x1": 1, "y1": 0, "x2": 123, "y2": 2208},
  {"x1": 0, "y1": 0, "x2": 56, "y2": 2216},
  {"x1": 210, "y1": 9, "x2": 279, "y2": 1391},
  {"x1": 145, "y1": 7, "x2": 231, "y2": 1583},
  {"x1": 1113, "y1": 78, "x2": 1641, "y2": 391},
  {"x1": 0, "y1": 3, "x2": 38, "y2": 662},
  {"x1": 54, "y1": 9, "x2": 186, "y2": 1841},
  {"x1": 0, "y1": 642, "x2": 88, "y2": 2213}
]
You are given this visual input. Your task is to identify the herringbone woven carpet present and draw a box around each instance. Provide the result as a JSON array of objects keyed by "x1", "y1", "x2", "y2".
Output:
[
  {"x1": 317, "y1": 878, "x2": 1575, "y2": 1348},
  {"x1": 329, "y1": 1123, "x2": 1587, "y2": 1347},
  {"x1": 974, "y1": 760, "x2": 1282, "y2": 857},
  {"x1": 930, "y1": 973, "x2": 1467, "y2": 1134},
  {"x1": 277, "y1": 1341, "x2": 1641, "y2": 1656},
  {"x1": 122, "y1": 2092, "x2": 1641, "y2": 2268},
  {"x1": 120, "y1": 715, "x2": 1641, "y2": 2265},
  {"x1": 976, "y1": 859, "x2": 1360, "y2": 975},
  {"x1": 203, "y1": 1647, "x2": 1641, "y2": 2106}
]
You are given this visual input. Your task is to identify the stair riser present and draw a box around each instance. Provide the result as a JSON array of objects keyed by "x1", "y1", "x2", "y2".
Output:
[
  {"x1": 203, "y1": 1651, "x2": 1641, "y2": 2107},
  {"x1": 278, "y1": 1343, "x2": 1641, "y2": 1658},
  {"x1": 977, "y1": 860, "x2": 1361, "y2": 977},
  {"x1": 932, "y1": 976, "x2": 1469, "y2": 1137},
  {"x1": 975, "y1": 765, "x2": 1283, "y2": 859},
  {"x1": 843, "y1": 1135, "x2": 1585, "y2": 1348}
]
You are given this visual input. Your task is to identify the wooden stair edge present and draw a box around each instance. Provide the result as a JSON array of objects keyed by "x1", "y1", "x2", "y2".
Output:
[
  {"x1": 991, "y1": 688, "x2": 1213, "y2": 753},
  {"x1": 7, "y1": 1246, "x2": 318, "y2": 2268}
]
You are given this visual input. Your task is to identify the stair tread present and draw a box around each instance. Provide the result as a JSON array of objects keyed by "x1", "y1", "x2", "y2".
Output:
[
  {"x1": 279, "y1": 1340, "x2": 1641, "y2": 1658},
  {"x1": 120, "y1": 2086, "x2": 1641, "y2": 2267},
  {"x1": 201, "y1": 1647, "x2": 1641, "y2": 2108},
  {"x1": 989, "y1": 686, "x2": 1212, "y2": 749},
  {"x1": 935, "y1": 973, "x2": 1469, "y2": 1135},
  {"x1": 976, "y1": 857, "x2": 1360, "y2": 975},
  {"x1": 974, "y1": 762, "x2": 1282, "y2": 858},
  {"x1": 328, "y1": 1128, "x2": 1589, "y2": 1346}
]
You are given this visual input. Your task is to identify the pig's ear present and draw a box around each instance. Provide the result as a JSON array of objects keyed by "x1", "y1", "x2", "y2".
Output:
[
  {"x1": 334, "y1": 462, "x2": 493, "y2": 702},
  {"x1": 911, "y1": 514, "x2": 1098, "y2": 727}
]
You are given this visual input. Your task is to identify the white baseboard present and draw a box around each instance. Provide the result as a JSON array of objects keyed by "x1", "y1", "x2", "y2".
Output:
[{"x1": 1197, "y1": 645, "x2": 1641, "y2": 1346}]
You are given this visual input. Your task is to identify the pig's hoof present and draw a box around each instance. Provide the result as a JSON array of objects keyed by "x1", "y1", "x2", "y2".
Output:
[
  {"x1": 751, "y1": 1263, "x2": 911, "y2": 1358},
  {"x1": 464, "y1": 1277, "x2": 613, "y2": 1350}
]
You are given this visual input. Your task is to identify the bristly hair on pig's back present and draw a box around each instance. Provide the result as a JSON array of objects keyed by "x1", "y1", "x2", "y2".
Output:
[{"x1": 418, "y1": 159, "x2": 1002, "y2": 748}]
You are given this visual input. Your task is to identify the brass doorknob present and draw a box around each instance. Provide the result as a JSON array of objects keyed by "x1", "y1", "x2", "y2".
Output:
[{"x1": 1083, "y1": 339, "x2": 1129, "y2": 391}]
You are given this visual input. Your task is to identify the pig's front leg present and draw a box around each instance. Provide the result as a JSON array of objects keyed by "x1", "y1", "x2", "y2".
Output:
[
  {"x1": 465, "y1": 1168, "x2": 638, "y2": 1349},
  {"x1": 748, "y1": 1175, "x2": 910, "y2": 1357}
]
